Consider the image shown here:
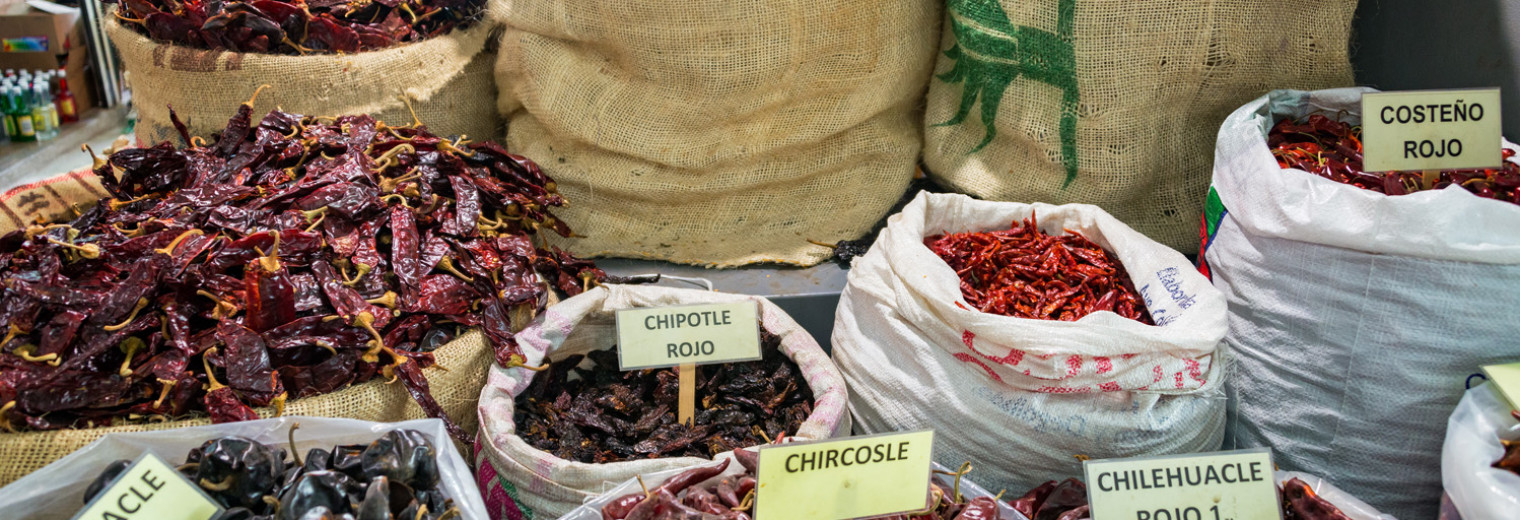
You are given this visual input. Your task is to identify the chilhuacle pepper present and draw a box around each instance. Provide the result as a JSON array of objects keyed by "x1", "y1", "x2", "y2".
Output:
[
  {"x1": 84, "y1": 428, "x2": 458, "y2": 520},
  {"x1": 0, "y1": 89, "x2": 616, "y2": 442},
  {"x1": 515, "y1": 328, "x2": 813, "y2": 463},
  {"x1": 1007, "y1": 477, "x2": 1353, "y2": 520},
  {"x1": 108, "y1": 0, "x2": 483, "y2": 54}
]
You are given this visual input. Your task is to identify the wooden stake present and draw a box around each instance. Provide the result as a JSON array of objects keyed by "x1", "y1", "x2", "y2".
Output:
[{"x1": 678, "y1": 363, "x2": 696, "y2": 425}]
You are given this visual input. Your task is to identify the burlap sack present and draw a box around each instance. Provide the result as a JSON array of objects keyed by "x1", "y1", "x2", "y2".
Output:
[
  {"x1": 106, "y1": 16, "x2": 500, "y2": 146},
  {"x1": 0, "y1": 170, "x2": 495, "y2": 486},
  {"x1": 923, "y1": 0, "x2": 1356, "y2": 252},
  {"x1": 493, "y1": 1, "x2": 942, "y2": 267}
]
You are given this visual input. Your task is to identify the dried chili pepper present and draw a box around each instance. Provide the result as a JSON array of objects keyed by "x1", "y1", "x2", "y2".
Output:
[
  {"x1": 1270, "y1": 114, "x2": 1520, "y2": 204},
  {"x1": 1281, "y1": 478, "x2": 1353, "y2": 520},
  {"x1": 87, "y1": 428, "x2": 460, "y2": 519},
  {"x1": 110, "y1": 0, "x2": 482, "y2": 54},
  {"x1": 926, "y1": 216, "x2": 1153, "y2": 324},
  {"x1": 515, "y1": 328, "x2": 812, "y2": 464},
  {"x1": 1494, "y1": 437, "x2": 1520, "y2": 475},
  {"x1": 0, "y1": 97, "x2": 607, "y2": 442}
]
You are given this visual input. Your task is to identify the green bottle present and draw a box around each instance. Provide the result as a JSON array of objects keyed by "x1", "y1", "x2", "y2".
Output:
[{"x1": 9, "y1": 86, "x2": 35, "y2": 143}]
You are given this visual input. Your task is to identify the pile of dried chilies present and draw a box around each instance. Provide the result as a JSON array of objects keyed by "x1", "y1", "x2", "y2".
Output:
[
  {"x1": 1269, "y1": 114, "x2": 1520, "y2": 204},
  {"x1": 86, "y1": 428, "x2": 458, "y2": 520},
  {"x1": 1007, "y1": 477, "x2": 1355, "y2": 520},
  {"x1": 110, "y1": 0, "x2": 483, "y2": 54},
  {"x1": 926, "y1": 217, "x2": 1152, "y2": 324},
  {"x1": 601, "y1": 454, "x2": 1005, "y2": 520},
  {"x1": 515, "y1": 329, "x2": 812, "y2": 463},
  {"x1": 0, "y1": 88, "x2": 606, "y2": 442}
]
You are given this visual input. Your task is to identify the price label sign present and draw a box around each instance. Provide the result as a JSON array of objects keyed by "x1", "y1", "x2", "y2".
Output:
[
  {"x1": 72, "y1": 453, "x2": 222, "y2": 520},
  {"x1": 614, "y1": 301, "x2": 762, "y2": 370},
  {"x1": 1362, "y1": 88, "x2": 1503, "y2": 172},
  {"x1": 754, "y1": 430, "x2": 935, "y2": 520},
  {"x1": 1082, "y1": 449, "x2": 1279, "y2": 520}
]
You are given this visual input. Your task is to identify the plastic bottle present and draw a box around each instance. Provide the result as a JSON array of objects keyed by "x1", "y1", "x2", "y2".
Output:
[
  {"x1": 30, "y1": 83, "x2": 55, "y2": 141},
  {"x1": 54, "y1": 69, "x2": 77, "y2": 124},
  {"x1": 9, "y1": 87, "x2": 35, "y2": 143},
  {"x1": 39, "y1": 81, "x2": 59, "y2": 132}
]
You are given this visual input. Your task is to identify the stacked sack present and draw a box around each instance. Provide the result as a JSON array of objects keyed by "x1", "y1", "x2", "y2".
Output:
[
  {"x1": 492, "y1": 0, "x2": 942, "y2": 266},
  {"x1": 106, "y1": 2, "x2": 500, "y2": 145},
  {"x1": 834, "y1": 192, "x2": 1228, "y2": 494},
  {"x1": 923, "y1": 0, "x2": 1356, "y2": 252},
  {"x1": 1203, "y1": 87, "x2": 1520, "y2": 519}
]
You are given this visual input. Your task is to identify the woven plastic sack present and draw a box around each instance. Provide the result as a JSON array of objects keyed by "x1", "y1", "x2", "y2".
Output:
[
  {"x1": 474, "y1": 284, "x2": 851, "y2": 518},
  {"x1": 1202, "y1": 87, "x2": 1520, "y2": 520},
  {"x1": 492, "y1": 0, "x2": 941, "y2": 267},
  {"x1": 833, "y1": 191, "x2": 1227, "y2": 494},
  {"x1": 1442, "y1": 382, "x2": 1520, "y2": 520},
  {"x1": 0, "y1": 170, "x2": 494, "y2": 486},
  {"x1": 106, "y1": 16, "x2": 500, "y2": 146},
  {"x1": 1277, "y1": 471, "x2": 1397, "y2": 520},
  {"x1": 554, "y1": 456, "x2": 1025, "y2": 520},
  {"x1": 923, "y1": 0, "x2": 1356, "y2": 252},
  {"x1": 0, "y1": 416, "x2": 488, "y2": 520}
]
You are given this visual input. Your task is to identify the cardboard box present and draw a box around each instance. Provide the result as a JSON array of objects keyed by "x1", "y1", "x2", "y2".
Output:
[{"x1": 0, "y1": 0, "x2": 95, "y2": 108}]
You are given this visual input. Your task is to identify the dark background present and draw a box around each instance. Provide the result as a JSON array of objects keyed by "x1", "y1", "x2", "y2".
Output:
[{"x1": 1352, "y1": 0, "x2": 1518, "y2": 132}]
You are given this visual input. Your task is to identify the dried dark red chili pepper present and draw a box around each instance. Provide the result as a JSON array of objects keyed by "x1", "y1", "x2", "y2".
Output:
[
  {"x1": 926, "y1": 216, "x2": 1153, "y2": 324},
  {"x1": 1281, "y1": 478, "x2": 1353, "y2": 520},
  {"x1": 109, "y1": 0, "x2": 482, "y2": 54},
  {"x1": 516, "y1": 329, "x2": 811, "y2": 464},
  {"x1": 0, "y1": 97, "x2": 608, "y2": 442},
  {"x1": 1270, "y1": 114, "x2": 1520, "y2": 205}
]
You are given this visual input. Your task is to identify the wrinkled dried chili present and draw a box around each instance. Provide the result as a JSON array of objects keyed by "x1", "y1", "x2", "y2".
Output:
[
  {"x1": 110, "y1": 0, "x2": 482, "y2": 54},
  {"x1": 926, "y1": 217, "x2": 1152, "y2": 324},
  {"x1": 85, "y1": 428, "x2": 459, "y2": 519},
  {"x1": 514, "y1": 328, "x2": 812, "y2": 464},
  {"x1": 602, "y1": 456, "x2": 1003, "y2": 520},
  {"x1": 1270, "y1": 114, "x2": 1520, "y2": 204},
  {"x1": 1009, "y1": 477, "x2": 1355, "y2": 520},
  {"x1": 0, "y1": 92, "x2": 610, "y2": 442}
]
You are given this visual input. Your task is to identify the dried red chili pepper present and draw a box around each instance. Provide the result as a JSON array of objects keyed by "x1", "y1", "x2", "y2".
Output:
[
  {"x1": 0, "y1": 96, "x2": 610, "y2": 442},
  {"x1": 1270, "y1": 114, "x2": 1520, "y2": 205},
  {"x1": 110, "y1": 0, "x2": 481, "y2": 54},
  {"x1": 925, "y1": 216, "x2": 1153, "y2": 324}
]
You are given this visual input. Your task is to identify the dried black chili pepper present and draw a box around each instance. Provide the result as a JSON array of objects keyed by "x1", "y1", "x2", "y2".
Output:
[
  {"x1": 86, "y1": 428, "x2": 460, "y2": 520},
  {"x1": 515, "y1": 329, "x2": 812, "y2": 464},
  {"x1": 0, "y1": 94, "x2": 607, "y2": 442}
]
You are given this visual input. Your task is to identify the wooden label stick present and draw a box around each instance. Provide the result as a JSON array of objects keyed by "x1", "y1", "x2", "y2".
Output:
[{"x1": 678, "y1": 363, "x2": 696, "y2": 425}]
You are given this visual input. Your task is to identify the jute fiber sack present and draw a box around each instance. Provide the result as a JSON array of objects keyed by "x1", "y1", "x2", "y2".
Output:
[
  {"x1": 1202, "y1": 88, "x2": 1520, "y2": 520},
  {"x1": 106, "y1": 16, "x2": 500, "y2": 146},
  {"x1": 833, "y1": 192, "x2": 1227, "y2": 493},
  {"x1": 493, "y1": 1, "x2": 942, "y2": 267},
  {"x1": 0, "y1": 170, "x2": 497, "y2": 486},
  {"x1": 923, "y1": 0, "x2": 1356, "y2": 252},
  {"x1": 474, "y1": 285, "x2": 851, "y2": 519}
]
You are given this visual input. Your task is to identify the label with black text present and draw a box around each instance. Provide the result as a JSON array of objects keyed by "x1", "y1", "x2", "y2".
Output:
[
  {"x1": 615, "y1": 301, "x2": 762, "y2": 370},
  {"x1": 72, "y1": 453, "x2": 222, "y2": 520},
  {"x1": 1362, "y1": 88, "x2": 1502, "y2": 172},
  {"x1": 754, "y1": 430, "x2": 935, "y2": 520},
  {"x1": 1082, "y1": 449, "x2": 1280, "y2": 520}
]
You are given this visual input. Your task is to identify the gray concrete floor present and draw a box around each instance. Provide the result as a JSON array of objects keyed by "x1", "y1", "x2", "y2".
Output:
[{"x1": 0, "y1": 106, "x2": 132, "y2": 190}]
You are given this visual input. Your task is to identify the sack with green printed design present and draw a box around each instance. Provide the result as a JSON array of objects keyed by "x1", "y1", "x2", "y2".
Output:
[{"x1": 923, "y1": 0, "x2": 1356, "y2": 251}]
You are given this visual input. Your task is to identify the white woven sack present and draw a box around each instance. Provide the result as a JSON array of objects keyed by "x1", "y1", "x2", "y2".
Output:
[
  {"x1": 475, "y1": 285, "x2": 851, "y2": 518},
  {"x1": 833, "y1": 192, "x2": 1227, "y2": 493},
  {"x1": 1442, "y1": 383, "x2": 1520, "y2": 520},
  {"x1": 1204, "y1": 87, "x2": 1520, "y2": 520}
]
